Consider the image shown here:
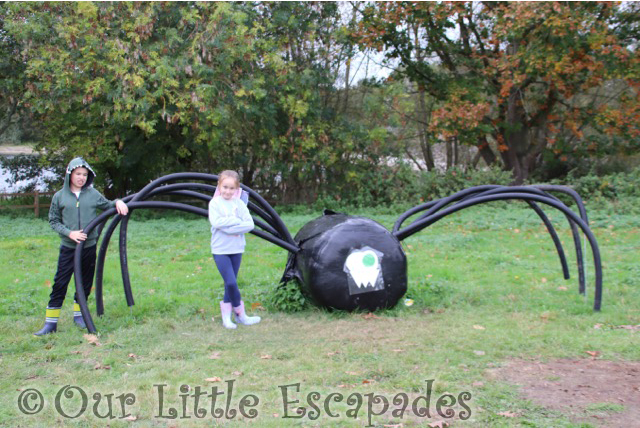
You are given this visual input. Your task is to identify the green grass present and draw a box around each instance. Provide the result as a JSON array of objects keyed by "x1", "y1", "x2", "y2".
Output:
[{"x1": 0, "y1": 202, "x2": 638, "y2": 427}]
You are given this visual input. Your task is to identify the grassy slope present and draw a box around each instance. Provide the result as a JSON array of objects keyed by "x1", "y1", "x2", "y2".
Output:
[{"x1": 0, "y1": 202, "x2": 638, "y2": 427}]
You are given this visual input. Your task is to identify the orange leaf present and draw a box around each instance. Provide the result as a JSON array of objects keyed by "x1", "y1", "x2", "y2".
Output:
[{"x1": 83, "y1": 334, "x2": 102, "y2": 346}]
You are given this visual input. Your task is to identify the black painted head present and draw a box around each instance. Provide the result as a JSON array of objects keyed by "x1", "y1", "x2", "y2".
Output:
[{"x1": 282, "y1": 211, "x2": 407, "y2": 311}]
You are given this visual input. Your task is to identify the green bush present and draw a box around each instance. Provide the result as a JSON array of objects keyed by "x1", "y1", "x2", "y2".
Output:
[
  {"x1": 266, "y1": 280, "x2": 310, "y2": 312},
  {"x1": 553, "y1": 167, "x2": 640, "y2": 200},
  {"x1": 415, "y1": 166, "x2": 513, "y2": 202}
]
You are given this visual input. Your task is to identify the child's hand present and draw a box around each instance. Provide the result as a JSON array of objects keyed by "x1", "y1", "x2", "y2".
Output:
[
  {"x1": 116, "y1": 200, "x2": 129, "y2": 216},
  {"x1": 69, "y1": 230, "x2": 87, "y2": 243}
]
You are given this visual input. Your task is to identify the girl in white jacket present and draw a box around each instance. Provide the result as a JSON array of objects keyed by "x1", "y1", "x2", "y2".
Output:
[{"x1": 209, "y1": 170, "x2": 261, "y2": 329}]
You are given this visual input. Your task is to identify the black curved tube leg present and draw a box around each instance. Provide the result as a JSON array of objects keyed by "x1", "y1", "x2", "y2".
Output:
[
  {"x1": 394, "y1": 192, "x2": 602, "y2": 311},
  {"x1": 73, "y1": 240, "x2": 97, "y2": 333},
  {"x1": 458, "y1": 186, "x2": 579, "y2": 284},
  {"x1": 96, "y1": 215, "x2": 123, "y2": 316},
  {"x1": 533, "y1": 185, "x2": 589, "y2": 293},
  {"x1": 570, "y1": 221, "x2": 586, "y2": 295},
  {"x1": 525, "y1": 201, "x2": 570, "y2": 279},
  {"x1": 402, "y1": 186, "x2": 571, "y2": 280},
  {"x1": 119, "y1": 211, "x2": 135, "y2": 307}
]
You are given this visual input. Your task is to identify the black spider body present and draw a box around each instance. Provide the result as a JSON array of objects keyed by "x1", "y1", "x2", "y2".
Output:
[
  {"x1": 70, "y1": 173, "x2": 603, "y2": 333},
  {"x1": 283, "y1": 211, "x2": 407, "y2": 312}
]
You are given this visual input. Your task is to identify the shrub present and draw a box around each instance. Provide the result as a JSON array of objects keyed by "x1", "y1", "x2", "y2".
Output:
[
  {"x1": 266, "y1": 280, "x2": 309, "y2": 312},
  {"x1": 415, "y1": 166, "x2": 513, "y2": 202}
]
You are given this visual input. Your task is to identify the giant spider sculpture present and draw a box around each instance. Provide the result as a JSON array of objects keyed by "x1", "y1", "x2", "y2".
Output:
[{"x1": 72, "y1": 173, "x2": 602, "y2": 333}]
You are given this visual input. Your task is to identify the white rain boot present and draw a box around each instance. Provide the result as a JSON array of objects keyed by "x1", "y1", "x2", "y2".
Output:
[
  {"x1": 219, "y1": 301, "x2": 237, "y2": 329},
  {"x1": 233, "y1": 301, "x2": 261, "y2": 326}
]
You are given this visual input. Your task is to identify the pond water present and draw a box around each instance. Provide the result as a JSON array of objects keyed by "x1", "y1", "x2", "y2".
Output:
[{"x1": 0, "y1": 159, "x2": 57, "y2": 192}]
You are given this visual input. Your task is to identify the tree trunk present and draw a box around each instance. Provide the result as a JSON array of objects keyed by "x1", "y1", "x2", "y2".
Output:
[
  {"x1": 416, "y1": 88, "x2": 435, "y2": 171},
  {"x1": 475, "y1": 135, "x2": 497, "y2": 167}
]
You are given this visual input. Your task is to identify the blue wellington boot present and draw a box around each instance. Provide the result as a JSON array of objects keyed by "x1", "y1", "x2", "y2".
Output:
[
  {"x1": 74, "y1": 315, "x2": 87, "y2": 329},
  {"x1": 34, "y1": 322, "x2": 57, "y2": 336}
]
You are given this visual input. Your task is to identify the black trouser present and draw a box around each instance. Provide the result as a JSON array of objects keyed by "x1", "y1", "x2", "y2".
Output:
[{"x1": 47, "y1": 244, "x2": 97, "y2": 309}]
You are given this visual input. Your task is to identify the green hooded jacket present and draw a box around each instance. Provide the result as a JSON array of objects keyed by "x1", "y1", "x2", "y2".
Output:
[{"x1": 48, "y1": 157, "x2": 118, "y2": 248}]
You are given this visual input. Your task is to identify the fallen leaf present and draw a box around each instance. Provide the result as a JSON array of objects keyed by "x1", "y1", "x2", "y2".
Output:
[
  {"x1": 123, "y1": 416, "x2": 137, "y2": 421},
  {"x1": 327, "y1": 351, "x2": 340, "y2": 356},
  {"x1": 514, "y1": 228, "x2": 520, "y2": 233},
  {"x1": 497, "y1": 411, "x2": 520, "y2": 417},
  {"x1": 473, "y1": 350, "x2": 485, "y2": 356},
  {"x1": 94, "y1": 363, "x2": 110, "y2": 370},
  {"x1": 83, "y1": 334, "x2": 102, "y2": 346},
  {"x1": 473, "y1": 325, "x2": 485, "y2": 330},
  {"x1": 128, "y1": 353, "x2": 137, "y2": 359},
  {"x1": 472, "y1": 381, "x2": 484, "y2": 387},
  {"x1": 149, "y1": 289, "x2": 155, "y2": 294},
  {"x1": 557, "y1": 286, "x2": 568, "y2": 291},
  {"x1": 392, "y1": 349, "x2": 405, "y2": 353},
  {"x1": 363, "y1": 312, "x2": 380, "y2": 320},
  {"x1": 428, "y1": 420, "x2": 449, "y2": 428},
  {"x1": 345, "y1": 371, "x2": 359, "y2": 375},
  {"x1": 362, "y1": 379, "x2": 374, "y2": 384},
  {"x1": 593, "y1": 324, "x2": 603, "y2": 329},
  {"x1": 209, "y1": 352, "x2": 221, "y2": 359},
  {"x1": 205, "y1": 377, "x2": 222, "y2": 382},
  {"x1": 586, "y1": 351, "x2": 601, "y2": 358},
  {"x1": 260, "y1": 354, "x2": 272, "y2": 359},
  {"x1": 44, "y1": 280, "x2": 51, "y2": 287},
  {"x1": 541, "y1": 277, "x2": 547, "y2": 283},
  {"x1": 231, "y1": 371, "x2": 243, "y2": 376},
  {"x1": 251, "y1": 302, "x2": 263, "y2": 310}
]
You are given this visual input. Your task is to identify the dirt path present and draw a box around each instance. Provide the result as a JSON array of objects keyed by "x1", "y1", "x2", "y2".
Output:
[{"x1": 494, "y1": 358, "x2": 640, "y2": 427}]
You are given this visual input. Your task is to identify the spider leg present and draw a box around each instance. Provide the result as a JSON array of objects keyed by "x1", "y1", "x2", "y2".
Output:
[
  {"x1": 468, "y1": 185, "x2": 586, "y2": 294},
  {"x1": 74, "y1": 201, "x2": 215, "y2": 332},
  {"x1": 457, "y1": 186, "x2": 577, "y2": 281},
  {"x1": 393, "y1": 186, "x2": 498, "y2": 232},
  {"x1": 532, "y1": 185, "x2": 589, "y2": 295},
  {"x1": 94, "y1": 174, "x2": 298, "y2": 325},
  {"x1": 396, "y1": 186, "x2": 571, "y2": 280},
  {"x1": 394, "y1": 192, "x2": 602, "y2": 311}
]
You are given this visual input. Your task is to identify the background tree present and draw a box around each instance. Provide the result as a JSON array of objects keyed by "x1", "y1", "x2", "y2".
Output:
[{"x1": 357, "y1": 1, "x2": 639, "y2": 183}]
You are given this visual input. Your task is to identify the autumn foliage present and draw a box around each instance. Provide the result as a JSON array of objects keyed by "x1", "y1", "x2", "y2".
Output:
[{"x1": 357, "y1": 1, "x2": 639, "y2": 182}]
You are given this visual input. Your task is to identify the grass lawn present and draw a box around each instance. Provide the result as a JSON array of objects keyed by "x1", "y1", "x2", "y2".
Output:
[{"x1": 0, "y1": 201, "x2": 638, "y2": 427}]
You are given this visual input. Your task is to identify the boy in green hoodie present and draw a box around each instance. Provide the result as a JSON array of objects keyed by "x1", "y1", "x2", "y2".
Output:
[{"x1": 34, "y1": 157, "x2": 129, "y2": 336}]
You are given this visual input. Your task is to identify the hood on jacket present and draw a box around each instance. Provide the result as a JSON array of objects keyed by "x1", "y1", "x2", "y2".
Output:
[{"x1": 64, "y1": 157, "x2": 96, "y2": 192}]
